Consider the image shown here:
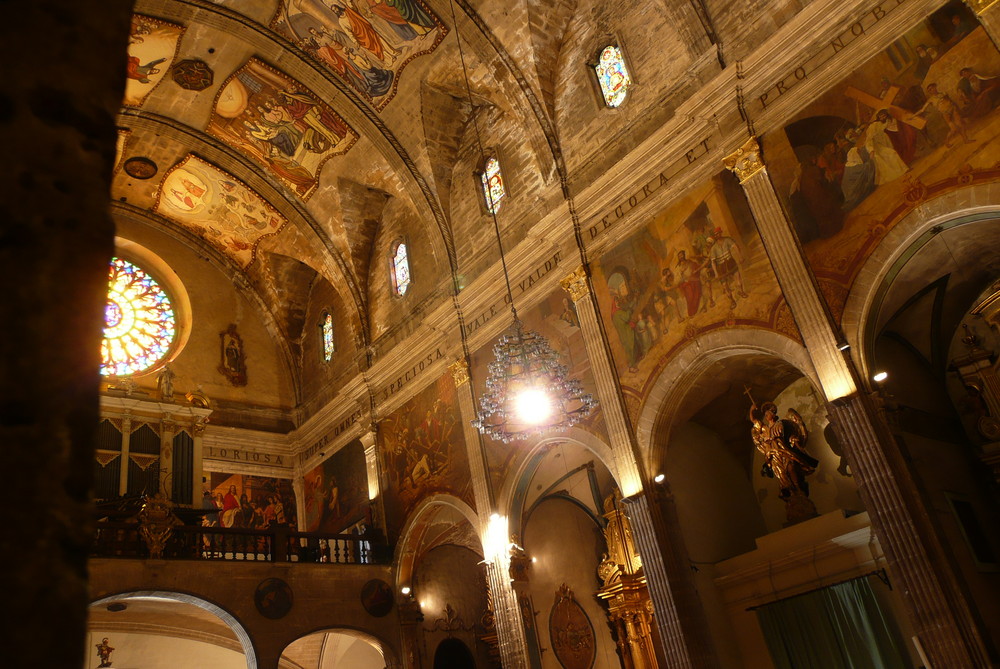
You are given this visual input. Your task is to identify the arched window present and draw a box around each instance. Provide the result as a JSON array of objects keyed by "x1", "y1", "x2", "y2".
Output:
[
  {"x1": 594, "y1": 45, "x2": 632, "y2": 108},
  {"x1": 391, "y1": 241, "x2": 411, "y2": 296},
  {"x1": 320, "y1": 311, "x2": 335, "y2": 362},
  {"x1": 480, "y1": 155, "x2": 505, "y2": 214},
  {"x1": 102, "y1": 257, "x2": 177, "y2": 376}
]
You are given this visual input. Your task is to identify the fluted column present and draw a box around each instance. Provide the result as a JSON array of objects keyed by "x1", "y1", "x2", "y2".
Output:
[
  {"x1": 725, "y1": 136, "x2": 993, "y2": 667},
  {"x1": 119, "y1": 414, "x2": 132, "y2": 496},
  {"x1": 560, "y1": 268, "x2": 719, "y2": 669},
  {"x1": 160, "y1": 417, "x2": 176, "y2": 496},
  {"x1": 360, "y1": 429, "x2": 387, "y2": 536},
  {"x1": 451, "y1": 360, "x2": 531, "y2": 669},
  {"x1": 967, "y1": 0, "x2": 1000, "y2": 47}
]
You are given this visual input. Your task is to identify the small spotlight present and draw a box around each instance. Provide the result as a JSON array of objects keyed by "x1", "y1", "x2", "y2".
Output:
[
  {"x1": 490, "y1": 512, "x2": 500, "y2": 521},
  {"x1": 838, "y1": 342, "x2": 850, "y2": 351},
  {"x1": 531, "y1": 557, "x2": 537, "y2": 563},
  {"x1": 653, "y1": 473, "x2": 665, "y2": 484},
  {"x1": 400, "y1": 586, "x2": 411, "y2": 596},
  {"x1": 872, "y1": 371, "x2": 888, "y2": 383}
]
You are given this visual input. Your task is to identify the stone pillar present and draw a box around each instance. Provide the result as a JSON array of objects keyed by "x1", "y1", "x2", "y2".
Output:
[
  {"x1": 967, "y1": 0, "x2": 1000, "y2": 47},
  {"x1": 450, "y1": 360, "x2": 532, "y2": 669},
  {"x1": 725, "y1": 136, "x2": 994, "y2": 667},
  {"x1": 398, "y1": 596, "x2": 425, "y2": 669},
  {"x1": 119, "y1": 414, "x2": 133, "y2": 496},
  {"x1": 360, "y1": 429, "x2": 388, "y2": 536},
  {"x1": 192, "y1": 419, "x2": 207, "y2": 500},
  {"x1": 160, "y1": 417, "x2": 176, "y2": 496},
  {"x1": 560, "y1": 268, "x2": 719, "y2": 669},
  {"x1": 2, "y1": 3, "x2": 134, "y2": 667}
]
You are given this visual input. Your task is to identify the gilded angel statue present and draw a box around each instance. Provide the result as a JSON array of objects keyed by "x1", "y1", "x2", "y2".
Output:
[{"x1": 747, "y1": 388, "x2": 820, "y2": 518}]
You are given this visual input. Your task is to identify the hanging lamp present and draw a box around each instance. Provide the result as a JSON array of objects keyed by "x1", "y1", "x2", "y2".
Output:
[{"x1": 448, "y1": 1, "x2": 596, "y2": 443}]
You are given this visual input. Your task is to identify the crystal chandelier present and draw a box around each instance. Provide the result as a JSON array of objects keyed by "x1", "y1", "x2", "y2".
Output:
[
  {"x1": 472, "y1": 319, "x2": 597, "y2": 443},
  {"x1": 450, "y1": 0, "x2": 596, "y2": 443}
]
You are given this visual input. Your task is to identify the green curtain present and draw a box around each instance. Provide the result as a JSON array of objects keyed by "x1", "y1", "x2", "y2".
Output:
[{"x1": 756, "y1": 576, "x2": 909, "y2": 669}]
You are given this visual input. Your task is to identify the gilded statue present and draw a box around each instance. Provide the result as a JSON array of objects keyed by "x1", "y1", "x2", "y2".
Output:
[{"x1": 747, "y1": 388, "x2": 819, "y2": 522}]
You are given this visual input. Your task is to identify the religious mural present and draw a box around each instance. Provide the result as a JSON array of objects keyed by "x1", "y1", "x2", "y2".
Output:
[
  {"x1": 302, "y1": 439, "x2": 369, "y2": 533},
  {"x1": 471, "y1": 288, "x2": 608, "y2": 491},
  {"x1": 155, "y1": 155, "x2": 288, "y2": 269},
  {"x1": 270, "y1": 0, "x2": 448, "y2": 109},
  {"x1": 208, "y1": 58, "x2": 357, "y2": 200},
  {"x1": 205, "y1": 473, "x2": 298, "y2": 530},
  {"x1": 124, "y1": 15, "x2": 184, "y2": 107},
  {"x1": 381, "y1": 373, "x2": 473, "y2": 536},
  {"x1": 762, "y1": 0, "x2": 1000, "y2": 319},
  {"x1": 592, "y1": 171, "x2": 794, "y2": 411}
]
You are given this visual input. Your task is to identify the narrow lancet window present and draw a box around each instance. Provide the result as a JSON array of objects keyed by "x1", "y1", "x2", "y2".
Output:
[
  {"x1": 321, "y1": 312, "x2": 335, "y2": 361},
  {"x1": 392, "y1": 242, "x2": 411, "y2": 296},
  {"x1": 595, "y1": 45, "x2": 631, "y2": 108},
  {"x1": 480, "y1": 156, "x2": 505, "y2": 214}
]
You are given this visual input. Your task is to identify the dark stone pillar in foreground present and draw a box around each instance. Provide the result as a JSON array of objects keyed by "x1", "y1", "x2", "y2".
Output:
[{"x1": 0, "y1": 2, "x2": 132, "y2": 667}]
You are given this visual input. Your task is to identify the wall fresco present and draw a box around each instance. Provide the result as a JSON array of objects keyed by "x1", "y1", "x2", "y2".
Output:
[
  {"x1": 271, "y1": 0, "x2": 448, "y2": 110},
  {"x1": 762, "y1": 0, "x2": 1000, "y2": 319},
  {"x1": 380, "y1": 373, "x2": 473, "y2": 537},
  {"x1": 302, "y1": 439, "x2": 369, "y2": 533},
  {"x1": 591, "y1": 172, "x2": 793, "y2": 407},
  {"x1": 124, "y1": 15, "x2": 184, "y2": 107},
  {"x1": 208, "y1": 58, "x2": 357, "y2": 200},
  {"x1": 205, "y1": 473, "x2": 297, "y2": 530},
  {"x1": 155, "y1": 155, "x2": 288, "y2": 269}
]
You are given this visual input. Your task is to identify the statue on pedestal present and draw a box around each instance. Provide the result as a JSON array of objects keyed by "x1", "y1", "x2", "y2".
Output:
[{"x1": 747, "y1": 388, "x2": 819, "y2": 524}]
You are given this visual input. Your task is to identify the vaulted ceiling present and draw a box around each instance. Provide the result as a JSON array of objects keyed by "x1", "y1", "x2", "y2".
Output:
[{"x1": 113, "y1": 0, "x2": 730, "y2": 415}]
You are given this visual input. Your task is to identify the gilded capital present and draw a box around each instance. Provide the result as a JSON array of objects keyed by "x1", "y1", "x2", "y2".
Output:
[
  {"x1": 559, "y1": 266, "x2": 589, "y2": 303},
  {"x1": 723, "y1": 135, "x2": 764, "y2": 183},
  {"x1": 450, "y1": 359, "x2": 470, "y2": 387},
  {"x1": 966, "y1": 0, "x2": 999, "y2": 15}
]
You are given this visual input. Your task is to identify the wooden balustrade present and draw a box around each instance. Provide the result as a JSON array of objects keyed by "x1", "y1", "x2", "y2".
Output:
[{"x1": 91, "y1": 521, "x2": 387, "y2": 564}]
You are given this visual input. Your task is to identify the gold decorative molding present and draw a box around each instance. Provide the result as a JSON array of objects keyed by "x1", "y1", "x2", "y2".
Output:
[
  {"x1": 723, "y1": 135, "x2": 764, "y2": 183},
  {"x1": 450, "y1": 359, "x2": 470, "y2": 387},
  {"x1": 559, "y1": 266, "x2": 589, "y2": 303},
  {"x1": 966, "y1": 0, "x2": 1000, "y2": 15}
]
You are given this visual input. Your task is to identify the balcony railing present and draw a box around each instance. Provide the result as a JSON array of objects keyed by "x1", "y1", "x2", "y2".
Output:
[{"x1": 92, "y1": 521, "x2": 389, "y2": 564}]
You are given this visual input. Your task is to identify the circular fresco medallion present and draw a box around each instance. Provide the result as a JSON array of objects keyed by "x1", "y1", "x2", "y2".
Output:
[
  {"x1": 254, "y1": 577, "x2": 293, "y2": 620},
  {"x1": 123, "y1": 156, "x2": 158, "y2": 180},
  {"x1": 360, "y1": 578, "x2": 394, "y2": 617}
]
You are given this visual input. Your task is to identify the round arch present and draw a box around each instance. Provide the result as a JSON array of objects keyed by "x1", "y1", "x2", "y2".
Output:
[
  {"x1": 636, "y1": 328, "x2": 819, "y2": 474},
  {"x1": 394, "y1": 493, "x2": 480, "y2": 590},
  {"x1": 496, "y1": 428, "x2": 618, "y2": 536},
  {"x1": 839, "y1": 185, "x2": 1000, "y2": 382},
  {"x1": 280, "y1": 625, "x2": 399, "y2": 669},
  {"x1": 91, "y1": 590, "x2": 258, "y2": 669}
]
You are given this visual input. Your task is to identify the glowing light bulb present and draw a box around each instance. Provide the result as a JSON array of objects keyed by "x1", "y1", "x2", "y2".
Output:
[
  {"x1": 514, "y1": 387, "x2": 553, "y2": 425},
  {"x1": 653, "y1": 473, "x2": 665, "y2": 483},
  {"x1": 401, "y1": 586, "x2": 411, "y2": 596},
  {"x1": 872, "y1": 371, "x2": 888, "y2": 383}
]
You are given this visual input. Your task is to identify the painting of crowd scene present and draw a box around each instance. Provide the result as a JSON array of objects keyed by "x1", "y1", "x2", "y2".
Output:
[
  {"x1": 270, "y1": 0, "x2": 448, "y2": 109},
  {"x1": 302, "y1": 439, "x2": 370, "y2": 533},
  {"x1": 762, "y1": 1, "x2": 1000, "y2": 311},
  {"x1": 208, "y1": 58, "x2": 357, "y2": 200},
  {"x1": 592, "y1": 172, "x2": 792, "y2": 402},
  {"x1": 203, "y1": 473, "x2": 297, "y2": 530},
  {"x1": 380, "y1": 373, "x2": 473, "y2": 536},
  {"x1": 471, "y1": 287, "x2": 608, "y2": 489}
]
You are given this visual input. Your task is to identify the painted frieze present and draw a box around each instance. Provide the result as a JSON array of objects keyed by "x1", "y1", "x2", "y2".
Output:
[{"x1": 124, "y1": 15, "x2": 184, "y2": 107}]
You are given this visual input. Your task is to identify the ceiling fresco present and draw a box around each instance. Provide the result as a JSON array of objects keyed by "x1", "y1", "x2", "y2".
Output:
[
  {"x1": 155, "y1": 155, "x2": 289, "y2": 269},
  {"x1": 124, "y1": 15, "x2": 184, "y2": 107},
  {"x1": 270, "y1": 0, "x2": 449, "y2": 110},
  {"x1": 208, "y1": 58, "x2": 358, "y2": 200}
]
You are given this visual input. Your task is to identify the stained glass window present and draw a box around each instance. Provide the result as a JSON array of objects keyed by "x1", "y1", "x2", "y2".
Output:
[
  {"x1": 480, "y1": 156, "x2": 505, "y2": 214},
  {"x1": 392, "y1": 242, "x2": 411, "y2": 296},
  {"x1": 321, "y1": 312, "x2": 335, "y2": 362},
  {"x1": 595, "y1": 45, "x2": 632, "y2": 108},
  {"x1": 102, "y1": 257, "x2": 176, "y2": 376}
]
